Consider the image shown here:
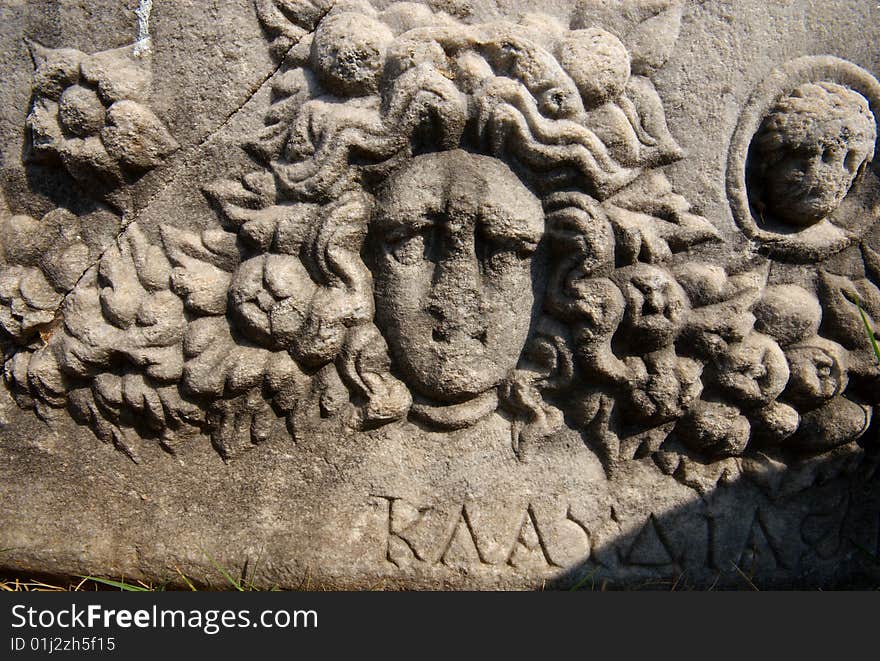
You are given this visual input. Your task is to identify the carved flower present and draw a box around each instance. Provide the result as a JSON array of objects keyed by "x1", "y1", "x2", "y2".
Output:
[{"x1": 26, "y1": 41, "x2": 177, "y2": 203}]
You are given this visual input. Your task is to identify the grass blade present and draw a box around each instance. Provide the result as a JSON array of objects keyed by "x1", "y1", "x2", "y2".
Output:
[
  {"x1": 731, "y1": 563, "x2": 759, "y2": 591},
  {"x1": 204, "y1": 553, "x2": 244, "y2": 591},
  {"x1": 857, "y1": 301, "x2": 880, "y2": 364},
  {"x1": 569, "y1": 567, "x2": 599, "y2": 591},
  {"x1": 175, "y1": 566, "x2": 198, "y2": 591},
  {"x1": 80, "y1": 576, "x2": 151, "y2": 592}
]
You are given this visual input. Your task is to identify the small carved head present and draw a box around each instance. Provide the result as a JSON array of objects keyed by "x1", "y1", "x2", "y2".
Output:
[
  {"x1": 753, "y1": 81, "x2": 876, "y2": 227},
  {"x1": 714, "y1": 332, "x2": 790, "y2": 409},
  {"x1": 783, "y1": 336, "x2": 849, "y2": 408},
  {"x1": 613, "y1": 264, "x2": 687, "y2": 352}
]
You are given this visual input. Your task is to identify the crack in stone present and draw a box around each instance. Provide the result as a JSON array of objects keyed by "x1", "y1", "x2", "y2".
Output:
[
  {"x1": 193, "y1": 53, "x2": 290, "y2": 155},
  {"x1": 6, "y1": 4, "x2": 333, "y2": 352}
]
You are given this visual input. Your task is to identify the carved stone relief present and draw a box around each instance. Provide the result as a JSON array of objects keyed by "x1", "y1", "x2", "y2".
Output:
[
  {"x1": 1, "y1": 0, "x2": 878, "y2": 589},
  {"x1": 728, "y1": 56, "x2": 880, "y2": 261}
]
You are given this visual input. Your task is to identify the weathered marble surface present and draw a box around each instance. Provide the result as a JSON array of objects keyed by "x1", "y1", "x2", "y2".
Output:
[{"x1": 0, "y1": 0, "x2": 878, "y2": 589}]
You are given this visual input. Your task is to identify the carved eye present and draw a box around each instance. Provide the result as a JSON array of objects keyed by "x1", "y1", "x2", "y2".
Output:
[
  {"x1": 812, "y1": 352, "x2": 834, "y2": 378},
  {"x1": 388, "y1": 233, "x2": 425, "y2": 265},
  {"x1": 844, "y1": 149, "x2": 861, "y2": 173},
  {"x1": 477, "y1": 236, "x2": 535, "y2": 273},
  {"x1": 482, "y1": 249, "x2": 512, "y2": 272}
]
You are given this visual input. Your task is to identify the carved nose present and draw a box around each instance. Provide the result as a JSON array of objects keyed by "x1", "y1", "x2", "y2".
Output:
[
  {"x1": 426, "y1": 254, "x2": 487, "y2": 341},
  {"x1": 643, "y1": 289, "x2": 666, "y2": 315},
  {"x1": 427, "y1": 288, "x2": 482, "y2": 321}
]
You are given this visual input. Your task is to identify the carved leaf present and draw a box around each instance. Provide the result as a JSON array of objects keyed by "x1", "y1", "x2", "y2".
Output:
[
  {"x1": 619, "y1": 76, "x2": 684, "y2": 166},
  {"x1": 26, "y1": 40, "x2": 82, "y2": 100},
  {"x1": 255, "y1": 0, "x2": 331, "y2": 59},
  {"x1": 68, "y1": 386, "x2": 142, "y2": 463},
  {"x1": 863, "y1": 243, "x2": 880, "y2": 285},
  {"x1": 160, "y1": 225, "x2": 238, "y2": 317},
  {"x1": 817, "y1": 270, "x2": 880, "y2": 352},
  {"x1": 26, "y1": 97, "x2": 64, "y2": 161},
  {"x1": 101, "y1": 101, "x2": 179, "y2": 171},
  {"x1": 206, "y1": 389, "x2": 279, "y2": 460},
  {"x1": 604, "y1": 172, "x2": 720, "y2": 265},
  {"x1": 182, "y1": 317, "x2": 270, "y2": 398},
  {"x1": 570, "y1": 0, "x2": 685, "y2": 75},
  {"x1": 38, "y1": 224, "x2": 186, "y2": 395},
  {"x1": 622, "y1": 1, "x2": 685, "y2": 75},
  {"x1": 181, "y1": 317, "x2": 309, "y2": 457},
  {"x1": 79, "y1": 42, "x2": 152, "y2": 104},
  {"x1": 204, "y1": 174, "x2": 286, "y2": 252},
  {"x1": 245, "y1": 68, "x2": 320, "y2": 165},
  {"x1": 0, "y1": 266, "x2": 61, "y2": 341}
]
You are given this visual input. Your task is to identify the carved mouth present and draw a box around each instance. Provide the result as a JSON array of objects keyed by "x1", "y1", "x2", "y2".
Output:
[{"x1": 784, "y1": 181, "x2": 841, "y2": 210}]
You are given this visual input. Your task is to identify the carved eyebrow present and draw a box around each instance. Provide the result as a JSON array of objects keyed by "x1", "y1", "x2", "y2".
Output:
[
  {"x1": 477, "y1": 214, "x2": 543, "y2": 246},
  {"x1": 374, "y1": 197, "x2": 433, "y2": 227}
]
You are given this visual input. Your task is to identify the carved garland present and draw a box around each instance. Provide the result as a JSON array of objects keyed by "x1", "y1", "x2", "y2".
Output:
[{"x1": 0, "y1": 1, "x2": 876, "y2": 497}]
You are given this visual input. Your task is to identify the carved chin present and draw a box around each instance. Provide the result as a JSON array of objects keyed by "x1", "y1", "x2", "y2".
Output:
[
  {"x1": 775, "y1": 197, "x2": 838, "y2": 226},
  {"x1": 770, "y1": 185, "x2": 848, "y2": 226},
  {"x1": 397, "y1": 348, "x2": 509, "y2": 402}
]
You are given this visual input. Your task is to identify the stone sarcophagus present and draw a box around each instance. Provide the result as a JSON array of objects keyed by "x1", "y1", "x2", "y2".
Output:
[{"x1": 0, "y1": 0, "x2": 878, "y2": 589}]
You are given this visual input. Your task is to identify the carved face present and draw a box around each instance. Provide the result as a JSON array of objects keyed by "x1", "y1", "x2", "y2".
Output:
[
  {"x1": 755, "y1": 82, "x2": 877, "y2": 227},
  {"x1": 714, "y1": 333, "x2": 790, "y2": 407},
  {"x1": 616, "y1": 265, "x2": 687, "y2": 351},
  {"x1": 371, "y1": 151, "x2": 544, "y2": 402},
  {"x1": 762, "y1": 129, "x2": 874, "y2": 226},
  {"x1": 783, "y1": 338, "x2": 849, "y2": 407}
]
